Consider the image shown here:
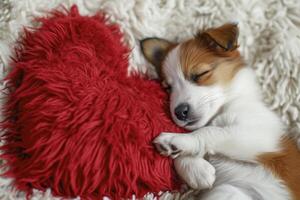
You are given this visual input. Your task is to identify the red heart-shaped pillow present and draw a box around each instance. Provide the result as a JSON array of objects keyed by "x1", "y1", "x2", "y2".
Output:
[{"x1": 1, "y1": 5, "x2": 184, "y2": 199}]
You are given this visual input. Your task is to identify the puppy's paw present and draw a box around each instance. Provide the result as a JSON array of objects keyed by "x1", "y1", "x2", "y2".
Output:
[
  {"x1": 153, "y1": 132, "x2": 200, "y2": 158},
  {"x1": 174, "y1": 156, "x2": 216, "y2": 190}
]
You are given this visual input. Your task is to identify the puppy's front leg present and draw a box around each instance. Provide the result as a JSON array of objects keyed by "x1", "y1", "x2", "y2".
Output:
[
  {"x1": 153, "y1": 132, "x2": 216, "y2": 189},
  {"x1": 153, "y1": 127, "x2": 236, "y2": 190},
  {"x1": 153, "y1": 132, "x2": 204, "y2": 158}
]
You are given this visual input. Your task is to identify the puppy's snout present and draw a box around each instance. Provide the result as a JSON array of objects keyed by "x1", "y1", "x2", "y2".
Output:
[{"x1": 175, "y1": 103, "x2": 190, "y2": 121}]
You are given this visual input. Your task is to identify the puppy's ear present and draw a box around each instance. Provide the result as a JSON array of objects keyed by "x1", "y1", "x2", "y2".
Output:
[
  {"x1": 140, "y1": 38, "x2": 176, "y2": 76},
  {"x1": 197, "y1": 23, "x2": 239, "y2": 51}
]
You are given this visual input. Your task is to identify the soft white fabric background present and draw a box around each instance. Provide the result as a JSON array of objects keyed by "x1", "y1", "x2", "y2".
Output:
[{"x1": 0, "y1": 0, "x2": 300, "y2": 199}]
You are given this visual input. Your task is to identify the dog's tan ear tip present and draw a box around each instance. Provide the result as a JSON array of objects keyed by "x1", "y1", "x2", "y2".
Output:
[
  {"x1": 139, "y1": 37, "x2": 158, "y2": 58},
  {"x1": 140, "y1": 37, "x2": 160, "y2": 63},
  {"x1": 139, "y1": 37, "x2": 158, "y2": 51},
  {"x1": 139, "y1": 37, "x2": 175, "y2": 68},
  {"x1": 139, "y1": 38, "x2": 149, "y2": 52},
  {"x1": 229, "y1": 22, "x2": 239, "y2": 34}
]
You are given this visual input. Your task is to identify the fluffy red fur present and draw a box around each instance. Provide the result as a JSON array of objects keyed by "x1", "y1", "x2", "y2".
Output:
[{"x1": 0, "y1": 6, "x2": 184, "y2": 199}]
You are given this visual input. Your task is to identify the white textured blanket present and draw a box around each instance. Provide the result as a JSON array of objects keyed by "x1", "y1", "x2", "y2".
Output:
[{"x1": 0, "y1": 0, "x2": 300, "y2": 199}]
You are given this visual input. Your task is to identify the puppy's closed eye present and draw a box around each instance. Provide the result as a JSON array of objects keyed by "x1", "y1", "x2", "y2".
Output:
[{"x1": 191, "y1": 70, "x2": 212, "y2": 83}]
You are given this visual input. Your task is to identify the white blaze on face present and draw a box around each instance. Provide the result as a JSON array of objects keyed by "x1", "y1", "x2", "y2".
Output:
[{"x1": 162, "y1": 46, "x2": 227, "y2": 130}]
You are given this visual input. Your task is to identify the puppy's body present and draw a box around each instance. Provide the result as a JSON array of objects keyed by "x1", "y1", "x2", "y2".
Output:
[
  {"x1": 168, "y1": 47, "x2": 293, "y2": 199},
  {"x1": 141, "y1": 24, "x2": 300, "y2": 200}
]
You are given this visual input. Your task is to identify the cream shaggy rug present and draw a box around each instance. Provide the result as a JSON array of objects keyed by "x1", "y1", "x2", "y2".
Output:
[{"x1": 0, "y1": 0, "x2": 300, "y2": 199}]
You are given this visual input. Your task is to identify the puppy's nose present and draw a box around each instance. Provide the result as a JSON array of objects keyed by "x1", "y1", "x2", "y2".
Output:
[{"x1": 175, "y1": 103, "x2": 190, "y2": 121}]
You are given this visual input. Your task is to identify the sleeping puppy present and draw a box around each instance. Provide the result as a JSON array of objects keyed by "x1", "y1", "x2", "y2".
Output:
[{"x1": 140, "y1": 23, "x2": 300, "y2": 200}]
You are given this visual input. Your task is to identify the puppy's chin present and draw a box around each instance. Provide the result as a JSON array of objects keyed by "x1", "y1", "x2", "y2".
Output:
[
  {"x1": 184, "y1": 121, "x2": 203, "y2": 130},
  {"x1": 184, "y1": 119, "x2": 209, "y2": 130},
  {"x1": 172, "y1": 111, "x2": 216, "y2": 131},
  {"x1": 171, "y1": 115, "x2": 207, "y2": 131}
]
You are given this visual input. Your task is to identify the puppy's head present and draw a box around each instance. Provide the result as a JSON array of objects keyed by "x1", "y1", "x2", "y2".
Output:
[{"x1": 141, "y1": 23, "x2": 244, "y2": 130}]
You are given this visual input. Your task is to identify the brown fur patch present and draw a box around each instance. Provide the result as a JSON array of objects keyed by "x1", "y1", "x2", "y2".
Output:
[
  {"x1": 258, "y1": 137, "x2": 300, "y2": 200},
  {"x1": 179, "y1": 39, "x2": 244, "y2": 86},
  {"x1": 199, "y1": 23, "x2": 239, "y2": 51}
]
